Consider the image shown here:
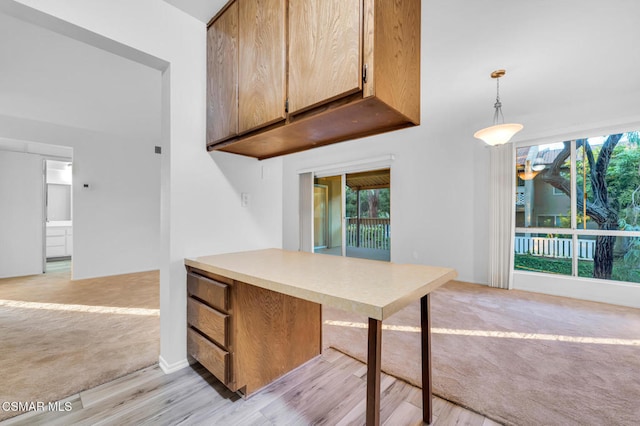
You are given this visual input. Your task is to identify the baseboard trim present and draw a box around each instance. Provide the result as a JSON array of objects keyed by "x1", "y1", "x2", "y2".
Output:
[{"x1": 158, "y1": 355, "x2": 189, "y2": 374}]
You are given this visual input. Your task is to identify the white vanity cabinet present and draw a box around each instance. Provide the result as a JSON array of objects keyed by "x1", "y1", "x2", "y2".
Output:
[{"x1": 46, "y1": 222, "x2": 72, "y2": 259}]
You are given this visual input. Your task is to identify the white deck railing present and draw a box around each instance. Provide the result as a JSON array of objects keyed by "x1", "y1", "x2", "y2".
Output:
[
  {"x1": 346, "y1": 218, "x2": 390, "y2": 250},
  {"x1": 514, "y1": 236, "x2": 595, "y2": 260}
]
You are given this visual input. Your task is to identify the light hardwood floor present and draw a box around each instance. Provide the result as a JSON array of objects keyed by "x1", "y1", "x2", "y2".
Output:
[{"x1": 3, "y1": 349, "x2": 501, "y2": 426}]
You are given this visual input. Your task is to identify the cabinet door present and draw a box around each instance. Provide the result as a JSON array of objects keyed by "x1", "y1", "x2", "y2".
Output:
[
  {"x1": 288, "y1": 0, "x2": 362, "y2": 114},
  {"x1": 207, "y1": 2, "x2": 238, "y2": 144},
  {"x1": 238, "y1": 0, "x2": 286, "y2": 134}
]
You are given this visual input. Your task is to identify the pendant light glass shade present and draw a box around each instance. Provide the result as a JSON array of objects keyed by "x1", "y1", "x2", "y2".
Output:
[
  {"x1": 474, "y1": 123, "x2": 524, "y2": 146},
  {"x1": 474, "y1": 69, "x2": 523, "y2": 145}
]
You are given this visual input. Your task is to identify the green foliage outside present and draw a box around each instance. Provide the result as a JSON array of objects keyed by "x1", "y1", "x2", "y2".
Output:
[
  {"x1": 560, "y1": 132, "x2": 640, "y2": 229},
  {"x1": 539, "y1": 132, "x2": 640, "y2": 280},
  {"x1": 345, "y1": 187, "x2": 391, "y2": 249},
  {"x1": 608, "y1": 147, "x2": 640, "y2": 220},
  {"x1": 580, "y1": 134, "x2": 640, "y2": 221},
  {"x1": 514, "y1": 253, "x2": 640, "y2": 284},
  {"x1": 617, "y1": 220, "x2": 640, "y2": 282},
  {"x1": 515, "y1": 254, "x2": 592, "y2": 276},
  {"x1": 346, "y1": 187, "x2": 357, "y2": 217},
  {"x1": 345, "y1": 187, "x2": 390, "y2": 218}
]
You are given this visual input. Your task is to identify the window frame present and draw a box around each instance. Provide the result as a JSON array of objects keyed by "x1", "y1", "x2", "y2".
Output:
[{"x1": 514, "y1": 138, "x2": 640, "y2": 280}]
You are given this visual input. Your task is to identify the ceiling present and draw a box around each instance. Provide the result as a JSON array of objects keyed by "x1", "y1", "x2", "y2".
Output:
[
  {"x1": 346, "y1": 169, "x2": 390, "y2": 190},
  {"x1": 0, "y1": 11, "x2": 162, "y2": 141},
  {"x1": 163, "y1": 0, "x2": 227, "y2": 24},
  {"x1": 163, "y1": 0, "x2": 640, "y2": 142},
  {"x1": 1, "y1": 1, "x2": 639, "y2": 149}
]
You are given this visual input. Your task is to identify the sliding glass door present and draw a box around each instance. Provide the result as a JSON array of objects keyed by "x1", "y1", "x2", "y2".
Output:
[
  {"x1": 314, "y1": 176, "x2": 344, "y2": 256},
  {"x1": 313, "y1": 169, "x2": 390, "y2": 261}
]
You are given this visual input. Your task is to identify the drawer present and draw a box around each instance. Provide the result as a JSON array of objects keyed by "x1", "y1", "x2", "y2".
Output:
[
  {"x1": 47, "y1": 246, "x2": 66, "y2": 258},
  {"x1": 187, "y1": 328, "x2": 229, "y2": 385},
  {"x1": 187, "y1": 297, "x2": 229, "y2": 348},
  {"x1": 47, "y1": 236, "x2": 66, "y2": 247},
  {"x1": 46, "y1": 228, "x2": 66, "y2": 237},
  {"x1": 187, "y1": 272, "x2": 229, "y2": 311}
]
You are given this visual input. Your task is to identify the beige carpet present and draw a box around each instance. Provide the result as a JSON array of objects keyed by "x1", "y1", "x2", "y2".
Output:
[
  {"x1": 324, "y1": 281, "x2": 640, "y2": 426},
  {"x1": 0, "y1": 270, "x2": 159, "y2": 421}
]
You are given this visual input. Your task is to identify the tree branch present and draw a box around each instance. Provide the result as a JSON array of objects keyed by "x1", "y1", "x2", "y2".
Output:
[
  {"x1": 581, "y1": 138, "x2": 596, "y2": 178},
  {"x1": 539, "y1": 138, "x2": 619, "y2": 224},
  {"x1": 590, "y1": 134, "x2": 622, "y2": 213}
]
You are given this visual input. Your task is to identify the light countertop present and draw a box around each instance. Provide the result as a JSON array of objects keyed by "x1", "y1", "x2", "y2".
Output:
[
  {"x1": 185, "y1": 248, "x2": 457, "y2": 320},
  {"x1": 47, "y1": 221, "x2": 72, "y2": 227}
]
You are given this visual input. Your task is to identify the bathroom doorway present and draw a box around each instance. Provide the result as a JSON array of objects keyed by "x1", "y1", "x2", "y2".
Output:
[{"x1": 45, "y1": 159, "x2": 73, "y2": 274}]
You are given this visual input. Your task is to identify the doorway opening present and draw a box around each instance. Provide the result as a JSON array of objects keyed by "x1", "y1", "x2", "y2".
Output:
[
  {"x1": 44, "y1": 159, "x2": 73, "y2": 274},
  {"x1": 314, "y1": 169, "x2": 390, "y2": 261}
]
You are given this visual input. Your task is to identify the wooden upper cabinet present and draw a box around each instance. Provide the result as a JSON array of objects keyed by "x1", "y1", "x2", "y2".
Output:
[
  {"x1": 207, "y1": 2, "x2": 238, "y2": 145},
  {"x1": 288, "y1": 0, "x2": 362, "y2": 115},
  {"x1": 238, "y1": 0, "x2": 286, "y2": 133},
  {"x1": 368, "y1": 0, "x2": 421, "y2": 125},
  {"x1": 206, "y1": 0, "x2": 421, "y2": 159}
]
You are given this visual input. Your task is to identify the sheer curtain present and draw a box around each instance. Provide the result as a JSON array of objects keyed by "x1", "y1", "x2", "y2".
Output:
[{"x1": 488, "y1": 143, "x2": 515, "y2": 289}]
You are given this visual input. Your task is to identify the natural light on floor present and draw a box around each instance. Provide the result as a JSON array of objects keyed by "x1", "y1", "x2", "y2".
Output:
[
  {"x1": 0, "y1": 299, "x2": 159, "y2": 316},
  {"x1": 323, "y1": 320, "x2": 640, "y2": 346}
]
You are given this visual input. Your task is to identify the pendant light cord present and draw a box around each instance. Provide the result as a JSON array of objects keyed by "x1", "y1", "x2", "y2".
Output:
[{"x1": 493, "y1": 77, "x2": 505, "y2": 125}]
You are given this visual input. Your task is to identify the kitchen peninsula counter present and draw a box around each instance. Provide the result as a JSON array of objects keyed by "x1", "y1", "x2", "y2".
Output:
[
  {"x1": 185, "y1": 248, "x2": 457, "y2": 425},
  {"x1": 185, "y1": 248, "x2": 456, "y2": 320}
]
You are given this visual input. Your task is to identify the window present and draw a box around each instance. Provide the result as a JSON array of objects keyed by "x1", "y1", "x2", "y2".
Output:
[
  {"x1": 536, "y1": 215, "x2": 562, "y2": 227},
  {"x1": 514, "y1": 132, "x2": 640, "y2": 284}
]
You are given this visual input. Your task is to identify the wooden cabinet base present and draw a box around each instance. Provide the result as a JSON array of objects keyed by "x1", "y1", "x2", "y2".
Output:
[
  {"x1": 187, "y1": 328, "x2": 230, "y2": 386},
  {"x1": 234, "y1": 280, "x2": 321, "y2": 396},
  {"x1": 209, "y1": 96, "x2": 414, "y2": 159},
  {"x1": 186, "y1": 267, "x2": 321, "y2": 397}
]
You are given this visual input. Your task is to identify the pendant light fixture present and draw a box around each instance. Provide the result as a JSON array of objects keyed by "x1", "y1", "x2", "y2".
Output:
[
  {"x1": 517, "y1": 159, "x2": 545, "y2": 181},
  {"x1": 474, "y1": 69, "x2": 523, "y2": 146}
]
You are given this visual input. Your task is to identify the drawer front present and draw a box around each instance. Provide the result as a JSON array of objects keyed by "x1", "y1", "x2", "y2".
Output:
[
  {"x1": 46, "y1": 228, "x2": 66, "y2": 237},
  {"x1": 47, "y1": 236, "x2": 66, "y2": 247},
  {"x1": 47, "y1": 246, "x2": 66, "y2": 258},
  {"x1": 187, "y1": 328, "x2": 229, "y2": 385},
  {"x1": 187, "y1": 297, "x2": 229, "y2": 348},
  {"x1": 187, "y1": 272, "x2": 229, "y2": 311}
]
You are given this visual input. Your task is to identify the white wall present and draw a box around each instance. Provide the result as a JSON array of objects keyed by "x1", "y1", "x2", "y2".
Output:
[
  {"x1": 283, "y1": 125, "x2": 491, "y2": 284},
  {"x1": 0, "y1": 118, "x2": 161, "y2": 279},
  {"x1": 0, "y1": 150, "x2": 44, "y2": 278},
  {"x1": 71, "y1": 133, "x2": 161, "y2": 278},
  {"x1": 0, "y1": 4, "x2": 163, "y2": 279},
  {"x1": 514, "y1": 271, "x2": 640, "y2": 309},
  {"x1": 0, "y1": 11, "x2": 162, "y2": 141},
  {"x1": 3, "y1": 0, "x2": 282, "y2": 371}
]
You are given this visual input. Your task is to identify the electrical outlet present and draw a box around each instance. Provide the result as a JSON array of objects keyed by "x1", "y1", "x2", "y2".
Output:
[{"x1": 241, "y1": 192, "x2": 250, "y2": 207}]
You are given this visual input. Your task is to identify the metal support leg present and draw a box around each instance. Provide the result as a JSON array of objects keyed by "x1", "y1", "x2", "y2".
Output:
[
  {"x1": 421, "y1": 294, "x2": 433, "y2": 424},
  {"x1": 366, "y1": 317, "x2": 382, "y2": 426}
]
